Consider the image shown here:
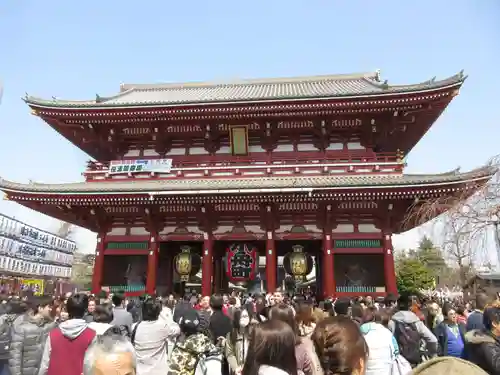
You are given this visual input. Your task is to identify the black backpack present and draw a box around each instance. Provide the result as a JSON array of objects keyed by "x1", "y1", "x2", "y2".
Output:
[
  {"x1": 0, "y1": 316, "x2": 15, "y2": 360},
  {"x1": 393, "y1": 321, "x2": 422, "y2": 365}
]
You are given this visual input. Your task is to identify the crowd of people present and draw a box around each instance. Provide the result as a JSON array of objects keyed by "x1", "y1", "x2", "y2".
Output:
[{"x1": 0, "y1": 289, "x2": 498, "y2": 375}]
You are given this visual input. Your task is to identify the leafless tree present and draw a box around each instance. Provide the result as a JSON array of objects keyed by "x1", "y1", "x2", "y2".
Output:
[
  {"x1": 56, "y1": 222, "x2": 74, "y2": 239},
  {"x1": 404, "y1": 155, "x2": 500, "y2": 281}
]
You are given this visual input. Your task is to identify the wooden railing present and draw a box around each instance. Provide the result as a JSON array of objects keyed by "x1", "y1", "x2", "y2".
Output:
[{"x1": 85, "y1": 151, "x2": 402, "y2": 172}]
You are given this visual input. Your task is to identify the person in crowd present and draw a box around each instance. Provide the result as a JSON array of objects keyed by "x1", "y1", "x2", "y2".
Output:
[
  {"x1": 295, "y1": 302, "x2": 316, "y2": 338},
  {"x1": 322, "y1": 300, "x2": 334, "y2": 317},
  {"x1": 127, "y1": 297, "x2": 143, "y2": 323},
  {"x1": 384, "y1": 294, "x2": 398, "y2": 311},
  {"x1": 242, "y1": 319, "x2": 298, "y2": 375},
  {"x1": 225, "y1": 307, "x2": 252, "y2": 374},
  {"x1": 312, "y1": 315, "x2": 368, "y2": 375},
  {"x1": 159, "y1": 297, "x2": 176, "y2": 357},
  {"x1": 0, "y1": 299, "x2": 29, "y2": 356},
  {"x1": 360, "y1": 306, "x2": 395, "y2": 375},
  {"x1": 270, "y1": 290, "x2": 284, "y2": 307},
  {"x1": 9, "y1": 296, "x2": 56, "y2": 375},
  {"x1": 434, "y1": 304, "x2": 466, "y2": 358},
  {"x1": 466, "y1": 293, "x2": 490, "y2": 332},
  {"x1": 255, "y1": 296, "x2": 269, "y2": 323},
  {"x1": 197, "y1": 296, "x2": 212, "y2": 331},
  {"x1": 351, "y1": 304, "x2": 364, "y2": 327},
  {"x1": 409, "y1": 357, "x2": 488, "y2": 375},
  {"x1": 173, "y1": 294, "x2": 194, "y2": 323},
  {"x1": 83, "y1": 335, "x2": 137, "y2": 375},
  {"x1": 209, "y1": 294, "x2": 232, "y2": 345},
  {"x1": 131, "y1": 297, "x2": 179, "y2": 375},
  {"x1": 333, "y1": 297, "x2": 351, "y2": 317},
  {"x1": 269, "y1": 304, "x2": 318, "y2": 375},
  {"x1": 168, "y1": 309, "x2": 218, "y2": 375},
  {"x1": 84, "y1": 297, "x2": 96, "y2": 323},
  {"x1": 159, "y1": 297, "x2": 174, "y2": 322},
  {"x1": 56, "y1": 304, "x2": 69, "y2": 324},
  {"x1": 38, "y1": 293, "x2": 96, "y2": 375},
  {"x1": 388, "y1": 295, "x2": 437, "y2": 367},
  {"x1": 88, "y1": 304, "x2": 114, "y2": 336},
  {"x1": 424, "y1": 301, "x2": 443, "y2": 330},
  {"x1": 110, "y1": 292, "x2": 133, "y2": 335},
  {"x1": 464, "y1": 304, "x2": 500, "y2": 373},
  {"x1": 455, "y1": 305, "x2": 468, "y2": 325}
]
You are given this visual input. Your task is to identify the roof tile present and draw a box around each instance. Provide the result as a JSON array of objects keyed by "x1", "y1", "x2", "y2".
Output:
[
  {"x1": 24, "y1": 71, "x2": 466, "y2": 108},
  {"x1": 0, "y1": 166, "x2": 494, "y2": 195}
]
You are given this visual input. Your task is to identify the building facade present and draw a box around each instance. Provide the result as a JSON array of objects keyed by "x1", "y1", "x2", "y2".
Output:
[
  {"x1": 0, "y1": 214, "x2": 75, "y2": 292},
  {"x1": 0, "y1": 71, "x2": 495, "y2": 297}
]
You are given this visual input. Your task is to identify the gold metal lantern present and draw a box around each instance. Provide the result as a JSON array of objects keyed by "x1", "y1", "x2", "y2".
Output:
[
  {"x1": 174, "y1": 246, "x2": 193, "y2": 282},
  {"x1": 284, "y1": 244, "x2": 312, "y2": 282}
]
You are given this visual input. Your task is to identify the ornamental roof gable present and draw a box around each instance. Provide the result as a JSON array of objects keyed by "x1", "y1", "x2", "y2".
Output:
[
  {"x1": 23, "y1": 70, "x2": 466, "y2": 109},
  {"x1": 0, "y1": 165, "x2": 494, "y2": 196}
]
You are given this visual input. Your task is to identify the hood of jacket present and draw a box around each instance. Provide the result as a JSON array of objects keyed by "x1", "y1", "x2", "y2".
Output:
[
  {"x1": 464, "y1": 329, "x2": 497, "y2": 345},
  {"x1": 58, "y1": 318, "x2": 89, "y2": 339},
  {"x1": 27, "y1": 314, "x2": 52, "y2": 327},
  {"x1": 392, "y1": 310, "x2": 422, "y2": 324},
  {"x1": 175, "y1": 332, "x2": 215, "y2": 354}
]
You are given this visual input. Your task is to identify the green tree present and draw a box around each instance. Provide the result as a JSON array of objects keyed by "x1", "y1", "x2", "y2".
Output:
[
  {"x1": 396, "y1": 256, "x2": 435, "y2": 295},
  {"x1": 414, "y1": 236, "x2": 448, "y2": 284}
]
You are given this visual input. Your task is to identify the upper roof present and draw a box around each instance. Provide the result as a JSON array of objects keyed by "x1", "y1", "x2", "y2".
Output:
[
  {"x1": 24, "y1": 70, "x2": 466, "y2": 109},
  {"x1": 0, "y1": 165, "x2": 494, "y2": 196}
]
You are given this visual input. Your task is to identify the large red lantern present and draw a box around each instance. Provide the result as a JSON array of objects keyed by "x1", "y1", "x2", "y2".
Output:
[{"x1": 226, "y1": 243, "x2": 258, "y2": 283}]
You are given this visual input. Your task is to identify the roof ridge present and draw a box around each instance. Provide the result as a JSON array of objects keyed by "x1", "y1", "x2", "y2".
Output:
[{"x1": 119, "y1": 71, "x2": 379, "y2": 91}]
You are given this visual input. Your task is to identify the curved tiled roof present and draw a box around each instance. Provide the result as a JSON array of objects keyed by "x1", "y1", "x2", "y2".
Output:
[
  {"x1": 0, "y1": 165, "x2": 494, "y2": 195},
  {"x1": 23, "y1": 71, "x2": 466, "y2": 109}
]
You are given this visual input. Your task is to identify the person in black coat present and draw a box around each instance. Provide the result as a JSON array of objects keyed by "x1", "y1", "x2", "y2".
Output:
[
  {"x1": 173, "y1": 294, "x2": 195, "y2": 323},
  {"x1": 464, "y1": 304, "x2": 500, "y2": 374},
  {"x1": 208, "y1": 294, "x2": 232, "y2": 344}
]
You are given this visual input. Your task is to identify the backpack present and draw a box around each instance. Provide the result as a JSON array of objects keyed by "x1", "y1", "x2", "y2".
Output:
[
  {"x1": 393, "y1": 321, "x2": 422, "y2": 365},
  {"x1": 0, "y1": 316, "x2": 15, "y2": 360},
  {"x1": 174, "y1": 345, "x2": 222, "y2": 375}
]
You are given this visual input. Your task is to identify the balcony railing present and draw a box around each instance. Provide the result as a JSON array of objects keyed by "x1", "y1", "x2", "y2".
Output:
[{"x1": 85, "y1": 151, "x2": 403, "y2": 172}]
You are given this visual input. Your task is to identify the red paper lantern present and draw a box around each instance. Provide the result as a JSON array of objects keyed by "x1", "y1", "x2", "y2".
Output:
[{"x1": 226, "y1": 243, "x2": 258, "y2": 282}]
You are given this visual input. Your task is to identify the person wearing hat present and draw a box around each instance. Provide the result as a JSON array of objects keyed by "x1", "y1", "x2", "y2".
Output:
[{"x1": 410, "y1": 357, "x2": 487, "y2": 375}]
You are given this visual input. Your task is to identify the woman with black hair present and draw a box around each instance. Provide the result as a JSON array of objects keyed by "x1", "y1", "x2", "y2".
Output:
[
  {"x1": 242, "y1": 320, "x2": 298, "y2": 375},
  {"x1": 225, "y1": 307, "x2": 253, "y2": 374}
]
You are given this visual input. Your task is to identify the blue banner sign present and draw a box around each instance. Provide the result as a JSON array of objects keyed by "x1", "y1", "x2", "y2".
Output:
[{"x1": 109, "y1": 159, "x2": 173, "y2": 175}]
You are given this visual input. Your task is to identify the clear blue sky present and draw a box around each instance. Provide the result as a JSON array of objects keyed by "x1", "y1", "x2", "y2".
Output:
[{"x1": 0, "y1": 0, "x2": 499, "y2": 254}]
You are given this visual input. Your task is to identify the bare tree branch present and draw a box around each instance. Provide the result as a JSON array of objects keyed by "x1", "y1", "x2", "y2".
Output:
[{"x1": 402, "y1": 155, "x2": 500, "y2": 284}]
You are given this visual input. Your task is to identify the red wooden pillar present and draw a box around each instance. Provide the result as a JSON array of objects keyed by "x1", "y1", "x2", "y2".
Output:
[
  {"x1": 146, "y1": 232, "x2": 159, "y2": 295},
  {"x1": 202, "y1": 233, "x2": 213, "y2": 296},
  {"x1": 383, "y1": 233, "x2": 398, "y2": 295},
  {"x1": 322, "y1": 233, "x2": 335, "y2": 298},
  {"x1": 91, "y1": 233, "x2": 106, "y2": 294},
  {"x1": 164, "y1": 251, "x2": 173, "y2": 294},
  {"x1": 266, "y1": 231, "x2": 277, "y2": 293}
]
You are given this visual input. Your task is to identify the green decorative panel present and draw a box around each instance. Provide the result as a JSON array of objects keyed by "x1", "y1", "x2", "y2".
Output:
[
  {"x1": 336, "y1": 286, "x2": 377, "y2": 293},
  {"x1": 106, "y1": 242, "x2": 149, "y2": 250},
  {"x1": 106, "y1": 284, "x2": 145, "y2": 293},
  {"x1": 334, "y1": 239, "x2": 382, "y2": 248}
]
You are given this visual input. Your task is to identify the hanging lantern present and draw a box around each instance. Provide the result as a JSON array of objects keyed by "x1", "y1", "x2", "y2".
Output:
[
  {"x1": 174, "y1": 246, "x2": 200, "y2": 282},
  {"x1": 226, "y1": 243, "x2": 258, "y2": 283},
  {"x1": 283, "y1": 244, "x2": 313, "y2": 282}
]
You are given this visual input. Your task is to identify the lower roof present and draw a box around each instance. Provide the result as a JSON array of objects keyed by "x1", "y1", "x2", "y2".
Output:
[{"x1": 0, "y1": 166, "x2": 495, "y2": 196}]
